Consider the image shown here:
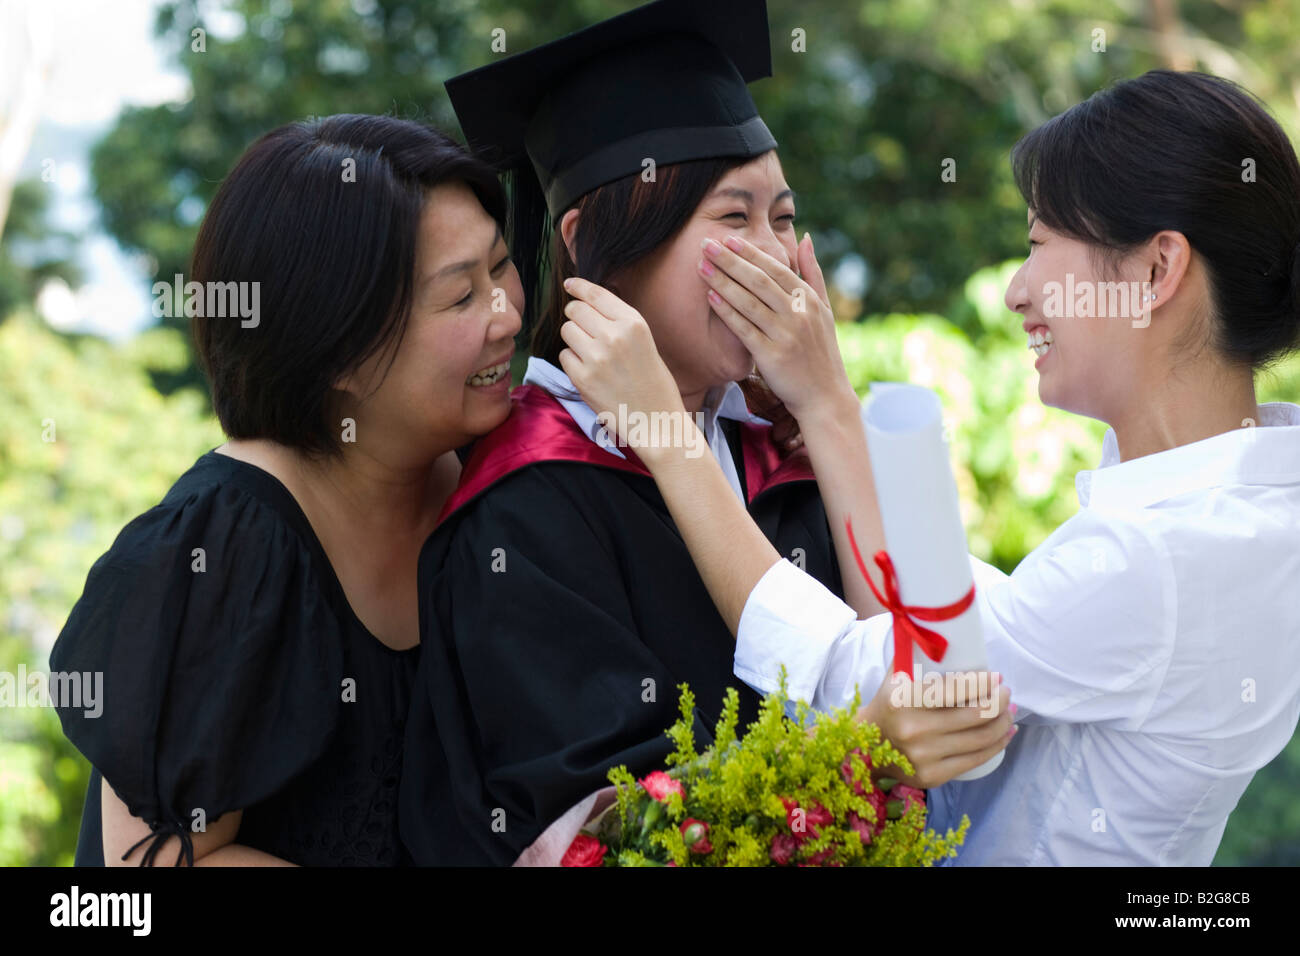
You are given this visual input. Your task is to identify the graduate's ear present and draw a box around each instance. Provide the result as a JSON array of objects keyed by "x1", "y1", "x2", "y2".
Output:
[{"x1": 559, "y1": 208, "x2": 581, "y2": 270}]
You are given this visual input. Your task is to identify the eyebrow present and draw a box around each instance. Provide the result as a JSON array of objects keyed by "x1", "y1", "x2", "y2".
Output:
[
  {"x1": 430, "y1": 223, "x2": 505, "y2": 281},
  {"x1": 710, "y1": 186, "x2": 797, "y2": 205}
]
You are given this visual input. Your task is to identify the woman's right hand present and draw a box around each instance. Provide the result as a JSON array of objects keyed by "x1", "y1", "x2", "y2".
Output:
[
  {"x1": 557, "y1": 276, "x2": 691, "y2": 458},
  {"x1": 856, "y1": 671, "x2": 1016, "y2": 789},
  {"x1": 699, "y1": 233, "x2": 857, "y2": 426}
]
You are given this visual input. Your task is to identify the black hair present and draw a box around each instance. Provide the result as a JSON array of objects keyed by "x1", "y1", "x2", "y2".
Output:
[
  {"x1": 1011, "y1": 70, "x2": 1300, "y2": 368},
  {"x1": 519, "y1": 155, "x2": 752, "y2": 365},
  {"x1": 192, "y1": 114, "x2": 507, "y2": 456}
]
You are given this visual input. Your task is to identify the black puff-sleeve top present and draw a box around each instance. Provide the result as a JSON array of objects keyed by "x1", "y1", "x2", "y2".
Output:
[{"x1": 49, "y1": 451, "x2": 420, "y2": 866}]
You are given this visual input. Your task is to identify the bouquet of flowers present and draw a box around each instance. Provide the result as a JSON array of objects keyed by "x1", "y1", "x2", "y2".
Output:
[{"x1": 559, "y1": 673, "x2": 969, "y2": 867}]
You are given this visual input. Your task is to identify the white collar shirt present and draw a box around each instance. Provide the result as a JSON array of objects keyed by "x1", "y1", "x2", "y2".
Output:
[
  {"x1": 733, "y1": 402, "x2": 1300, "y2": 865},
  {"x1": 522, "y1": 356, "x2": 766, "y2": 502}
]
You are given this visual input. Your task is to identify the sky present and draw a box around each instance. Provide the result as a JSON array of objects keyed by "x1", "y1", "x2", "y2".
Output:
[{"x1": 12, "y1": 0, "x2": 192, "y2": 339}]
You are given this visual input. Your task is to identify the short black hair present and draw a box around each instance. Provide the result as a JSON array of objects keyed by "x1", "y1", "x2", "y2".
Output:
[
  {"x1": 192, "y1": 114, "x2": 507, "y2": 456},
  {"x1": 1012, "y1": 70, "x2": 1300, "y2": 369}
]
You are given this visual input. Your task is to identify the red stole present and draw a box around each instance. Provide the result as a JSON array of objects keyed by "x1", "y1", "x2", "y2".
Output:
[{"x1": 437, "y1": 384, "x2": 816, "y2": 525}]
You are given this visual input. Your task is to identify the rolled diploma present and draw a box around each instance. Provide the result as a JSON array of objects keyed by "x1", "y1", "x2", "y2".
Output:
[{"x1": 863, "y1": 383, "x2": 1003, "y2": 780}]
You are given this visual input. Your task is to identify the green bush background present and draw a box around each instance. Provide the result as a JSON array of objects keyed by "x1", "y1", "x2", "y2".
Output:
[
  {"x1": 4, "y1": 262, "x2": 1298, "y2": 865},
  {"x1": 4, "y1": 0, "x2": 1299, "y2": 866}
]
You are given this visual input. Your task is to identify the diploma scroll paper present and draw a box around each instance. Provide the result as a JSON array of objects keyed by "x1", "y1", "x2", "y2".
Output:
[{"x1": 864, "y1": 383, "x2": 1004, "y2": 781}]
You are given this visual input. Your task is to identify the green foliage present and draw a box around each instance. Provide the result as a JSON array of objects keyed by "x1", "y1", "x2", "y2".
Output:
[
  {"x1": 0, "y1": 312, "x2": 223, "y2": 865},
  {"x1": 1214, "y1": 734, "x2": 1300, "y2": 866},
  {"x1": 15, "y1": 0, "x2": 1300, "y2": 868}
]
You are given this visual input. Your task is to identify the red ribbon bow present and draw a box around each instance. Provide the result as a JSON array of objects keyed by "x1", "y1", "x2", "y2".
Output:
[{"x1": 844, "y1": 518, "x2": 975, "y2": 679}]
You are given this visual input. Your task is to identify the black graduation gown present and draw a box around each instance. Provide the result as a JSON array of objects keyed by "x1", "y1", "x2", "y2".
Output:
[{"x1": 399, "y1": 385, "x2": 845, "y2": 865}]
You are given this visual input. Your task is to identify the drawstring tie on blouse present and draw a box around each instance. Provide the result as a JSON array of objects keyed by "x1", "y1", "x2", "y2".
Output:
[{"x1": 123, "y1": 819, "x2": 196, "y2": 867}]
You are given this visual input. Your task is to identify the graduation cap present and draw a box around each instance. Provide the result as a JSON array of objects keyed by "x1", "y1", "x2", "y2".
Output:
[{"x1": 445, "y1": 0, "x2": 777, "y2": 335}]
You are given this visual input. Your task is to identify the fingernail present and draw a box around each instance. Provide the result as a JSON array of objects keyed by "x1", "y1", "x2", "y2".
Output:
[
  {"x1": 699, "y1": 258, "x2": 716, "y2": 276},
  {"x1": 707, "y1": 289, "x2": 723, "y2": 306},
  {"x1": 723, "y1": 235, "x2": 743, "y2": 253},
  {"x1": 1007, "y1": 725, "x2": 1019, "y2": 738},
  {"x1": 563, "y1": 277, "x2": 574, "y2": 290},
  {"x1": 702, "y1": 238, "x2": 721, "y2": 257}
]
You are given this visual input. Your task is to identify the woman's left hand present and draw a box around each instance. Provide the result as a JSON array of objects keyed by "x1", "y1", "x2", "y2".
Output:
[
  {"x1": 557, "y1": 276, "x2": 688, "y2": 455},
  {"x1": 700, "y1": 233, "x2": 855, "y2": 422}
]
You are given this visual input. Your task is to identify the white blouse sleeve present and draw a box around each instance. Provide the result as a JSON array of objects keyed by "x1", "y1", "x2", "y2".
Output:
[
  {"x1": 734, "y1": 557, "x2": 893, "y2": 713},
  {"x1": 735, "y1": 511, "x2": 1176, "y2": 731}
]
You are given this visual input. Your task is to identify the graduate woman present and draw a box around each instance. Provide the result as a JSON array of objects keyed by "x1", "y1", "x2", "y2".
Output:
[
  {"x1": 49, "y1": 116, "x2": 523, "y2": 865},
  {"x1": 398, "y1": 0, "x2": 1012, "y2": 865},
  {"x1": 562, "y1": 70, "x2": 1300, "y2": 865}
]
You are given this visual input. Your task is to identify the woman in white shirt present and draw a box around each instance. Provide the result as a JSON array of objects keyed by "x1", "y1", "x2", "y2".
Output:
[{"x1": 557, "y1": 69, "x2": 1300, "y2": 865}]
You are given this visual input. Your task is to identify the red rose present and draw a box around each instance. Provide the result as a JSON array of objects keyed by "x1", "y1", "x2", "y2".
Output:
[
  {"x1": 865, "y1": 789, "x2": 888, "y2": 836},
  {"x1": 640, "y1": 770, "x2": 685, "y2": 802},
  {"x1": 846, "y1": 790, "x2": 888, "y2": 844},
  {"x1": 840, "y1": 748, "x2": 873, "y2": 796},
  {"x1": 561, "y1": 834, "x2": 607, "y2": 867},
  {"x1": 847, "y1": 811, "x2": 874, "y2": 845},
  {"x1": 770, "y1": 832, "x2": 798, "y2": 865},
  {"x1": 890, "y1": 784, "x2": 926, "y2": 828},
  {"x1": 893, "y1": 784, "x2": 925, "y2": 813},
  {"x1": 801, "y1": 846, "x2": 837, "y2": 866},
  {"x1": 781, "y1": 798, "x2": 806, "y2": 840},
  {"x1": 680, "y1": 818, "x2": 713, "y2": 854},
  {"x1": 782, "y1": 798, "x2": 833, "y2": 843}
]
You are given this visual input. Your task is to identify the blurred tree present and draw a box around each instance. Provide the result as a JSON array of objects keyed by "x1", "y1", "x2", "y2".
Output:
[
  {"x1": 90, "y1": 0, "x2": 484, "y2": 376},
  {"x1": 43, "y1": 0, "x2": 1300, "y2": 868},
  {"x1": 0, "y1": 0, "x2": 54, "y2": 239},
  {"x1": 90, "y1": 0, "x2": 1300, "y2": 384},
  {"x1": 763, "y1": 0, "x2": 1300, "y2": 324},
  {"x1": 0, "y1": 178, "x2": 81, "y2": 320}
]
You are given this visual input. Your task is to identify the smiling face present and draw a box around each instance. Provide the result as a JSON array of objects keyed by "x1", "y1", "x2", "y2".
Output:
[
  {"x1": 1004, "y1": 210, "x2": 1155, "y2": 422},
  {"x1": 337, "y1": 181, "x2": 523, "y2": 456},
  {"x1": 612, "y1": 151, "x2": 799, "y2": 408}
]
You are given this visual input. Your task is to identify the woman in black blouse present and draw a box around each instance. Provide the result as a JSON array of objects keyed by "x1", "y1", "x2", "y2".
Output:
[{"x1": 49, "y1": 114, "x2": 523, "y2": 865}]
